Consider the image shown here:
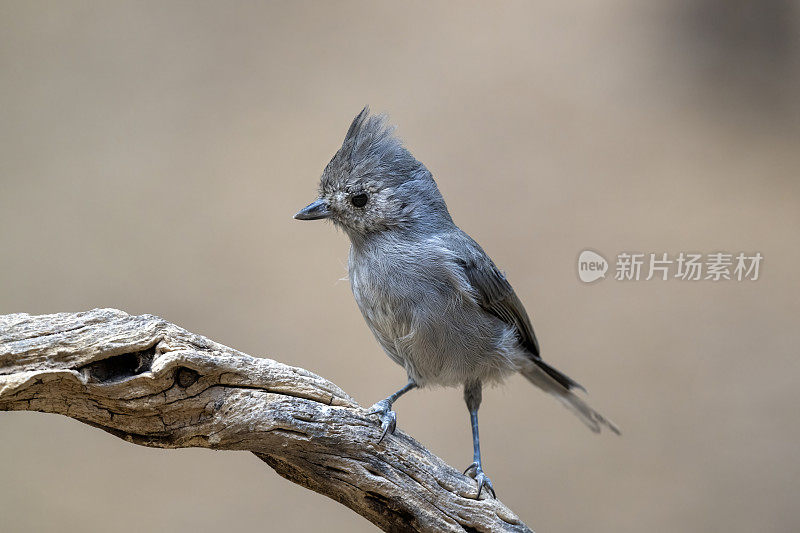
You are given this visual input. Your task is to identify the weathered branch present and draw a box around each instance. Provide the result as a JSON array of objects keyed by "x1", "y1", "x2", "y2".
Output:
[{"x1": 0, "y1": 309, "x2": 531, "y2": 532}]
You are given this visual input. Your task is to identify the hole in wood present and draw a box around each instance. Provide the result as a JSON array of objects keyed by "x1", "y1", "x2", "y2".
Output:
[
  {"x1": 79, "y1": 345, "x2": 155, "y2": 384},
  {"x1": 175, "y1": 367, "x2": 200, "y2": 388}
]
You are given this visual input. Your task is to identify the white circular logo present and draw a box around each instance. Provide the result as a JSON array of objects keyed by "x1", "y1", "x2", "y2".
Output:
[{"x1": 577, "y1": 250, "x2": 608, "y2": 283}]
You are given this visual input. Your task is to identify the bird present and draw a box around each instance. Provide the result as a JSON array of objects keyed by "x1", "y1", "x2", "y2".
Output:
[{"x1": 294, "y1": 107, "x2": 619, "y2": 499}]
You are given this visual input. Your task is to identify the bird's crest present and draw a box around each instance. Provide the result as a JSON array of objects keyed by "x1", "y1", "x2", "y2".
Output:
[{"x1": 322, "y1": 107, "x2": 420, "y2": 191}]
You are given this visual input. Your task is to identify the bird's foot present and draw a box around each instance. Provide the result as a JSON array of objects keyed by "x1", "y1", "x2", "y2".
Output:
[
  {"x1": 464, "y1": 462, "x2": 496, "y2": 499},
  {"x1": 366, "y1": 399, "x2": 397, "y2": 443}
]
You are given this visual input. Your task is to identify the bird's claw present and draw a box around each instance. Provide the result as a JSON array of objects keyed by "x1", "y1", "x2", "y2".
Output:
[
  {"x1": 464, "y1": 462, "x2": 496, "y2": 499},
  {"x1": 366, "y1": 399, "x2": 397, "y2": 443}
]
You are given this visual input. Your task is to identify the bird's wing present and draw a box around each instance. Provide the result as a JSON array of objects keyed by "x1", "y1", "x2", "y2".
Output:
[
  {"x1": 447, "y1": 230, "x2": 585, "y2": 391},
  {"x1": 449, "y1": 231, "x2": 541, "y2": 358}
]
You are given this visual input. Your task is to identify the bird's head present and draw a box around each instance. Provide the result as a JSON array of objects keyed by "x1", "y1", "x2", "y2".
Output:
[{"x1": 294, "y1": 107, "x2": 451, "y2": 241}]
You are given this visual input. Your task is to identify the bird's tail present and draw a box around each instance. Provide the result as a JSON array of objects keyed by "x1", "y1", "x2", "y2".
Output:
[{"x1": 520, "y1": 359, "x2": 620, "y2": 435}]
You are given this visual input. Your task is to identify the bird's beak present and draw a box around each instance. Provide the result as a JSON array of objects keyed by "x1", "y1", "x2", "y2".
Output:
[{"x1": 293, "y1": 198, "x2": 331, "y2": 220}]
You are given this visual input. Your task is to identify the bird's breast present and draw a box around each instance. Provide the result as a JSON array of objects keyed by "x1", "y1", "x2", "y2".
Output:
[
  {"x1": 347, "y1": 242, "x2": 520, "y2": 387},
  {"x1": 351, "y1": 260, "x2": 409, "y2": 335}
]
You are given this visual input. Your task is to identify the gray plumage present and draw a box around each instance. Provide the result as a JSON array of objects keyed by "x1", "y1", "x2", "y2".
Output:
[{"x1": 295, "y1": 107, "x2": 619, "y2": 498}]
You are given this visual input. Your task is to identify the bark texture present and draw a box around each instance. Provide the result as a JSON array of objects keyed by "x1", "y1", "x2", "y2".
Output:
[{"x1": 0, "y1": 309, "x2": 532, "y2": 532}]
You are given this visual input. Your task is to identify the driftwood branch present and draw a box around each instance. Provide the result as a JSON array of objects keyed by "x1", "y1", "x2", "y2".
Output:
[{"x1": 0, "y1": 309, "x2": 532, "y2": 532}]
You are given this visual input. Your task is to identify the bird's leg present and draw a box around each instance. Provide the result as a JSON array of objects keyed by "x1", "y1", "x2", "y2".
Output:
[
  {"x1": 366, "y1": 380, "x2": 417, "y2": 443},
  {"x1": 463, "y1": 380, "x2": 496, "y2": 499}
]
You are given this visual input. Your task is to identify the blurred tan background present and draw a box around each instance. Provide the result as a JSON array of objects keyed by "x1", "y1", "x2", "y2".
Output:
[{"x1": 1, "y1": 1, "x2": 799, "y2": 532}]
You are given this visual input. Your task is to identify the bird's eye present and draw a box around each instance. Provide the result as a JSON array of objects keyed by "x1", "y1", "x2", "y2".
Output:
[{"x1": 351, "y1": 193, "x2": 369, "y2": 208}]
